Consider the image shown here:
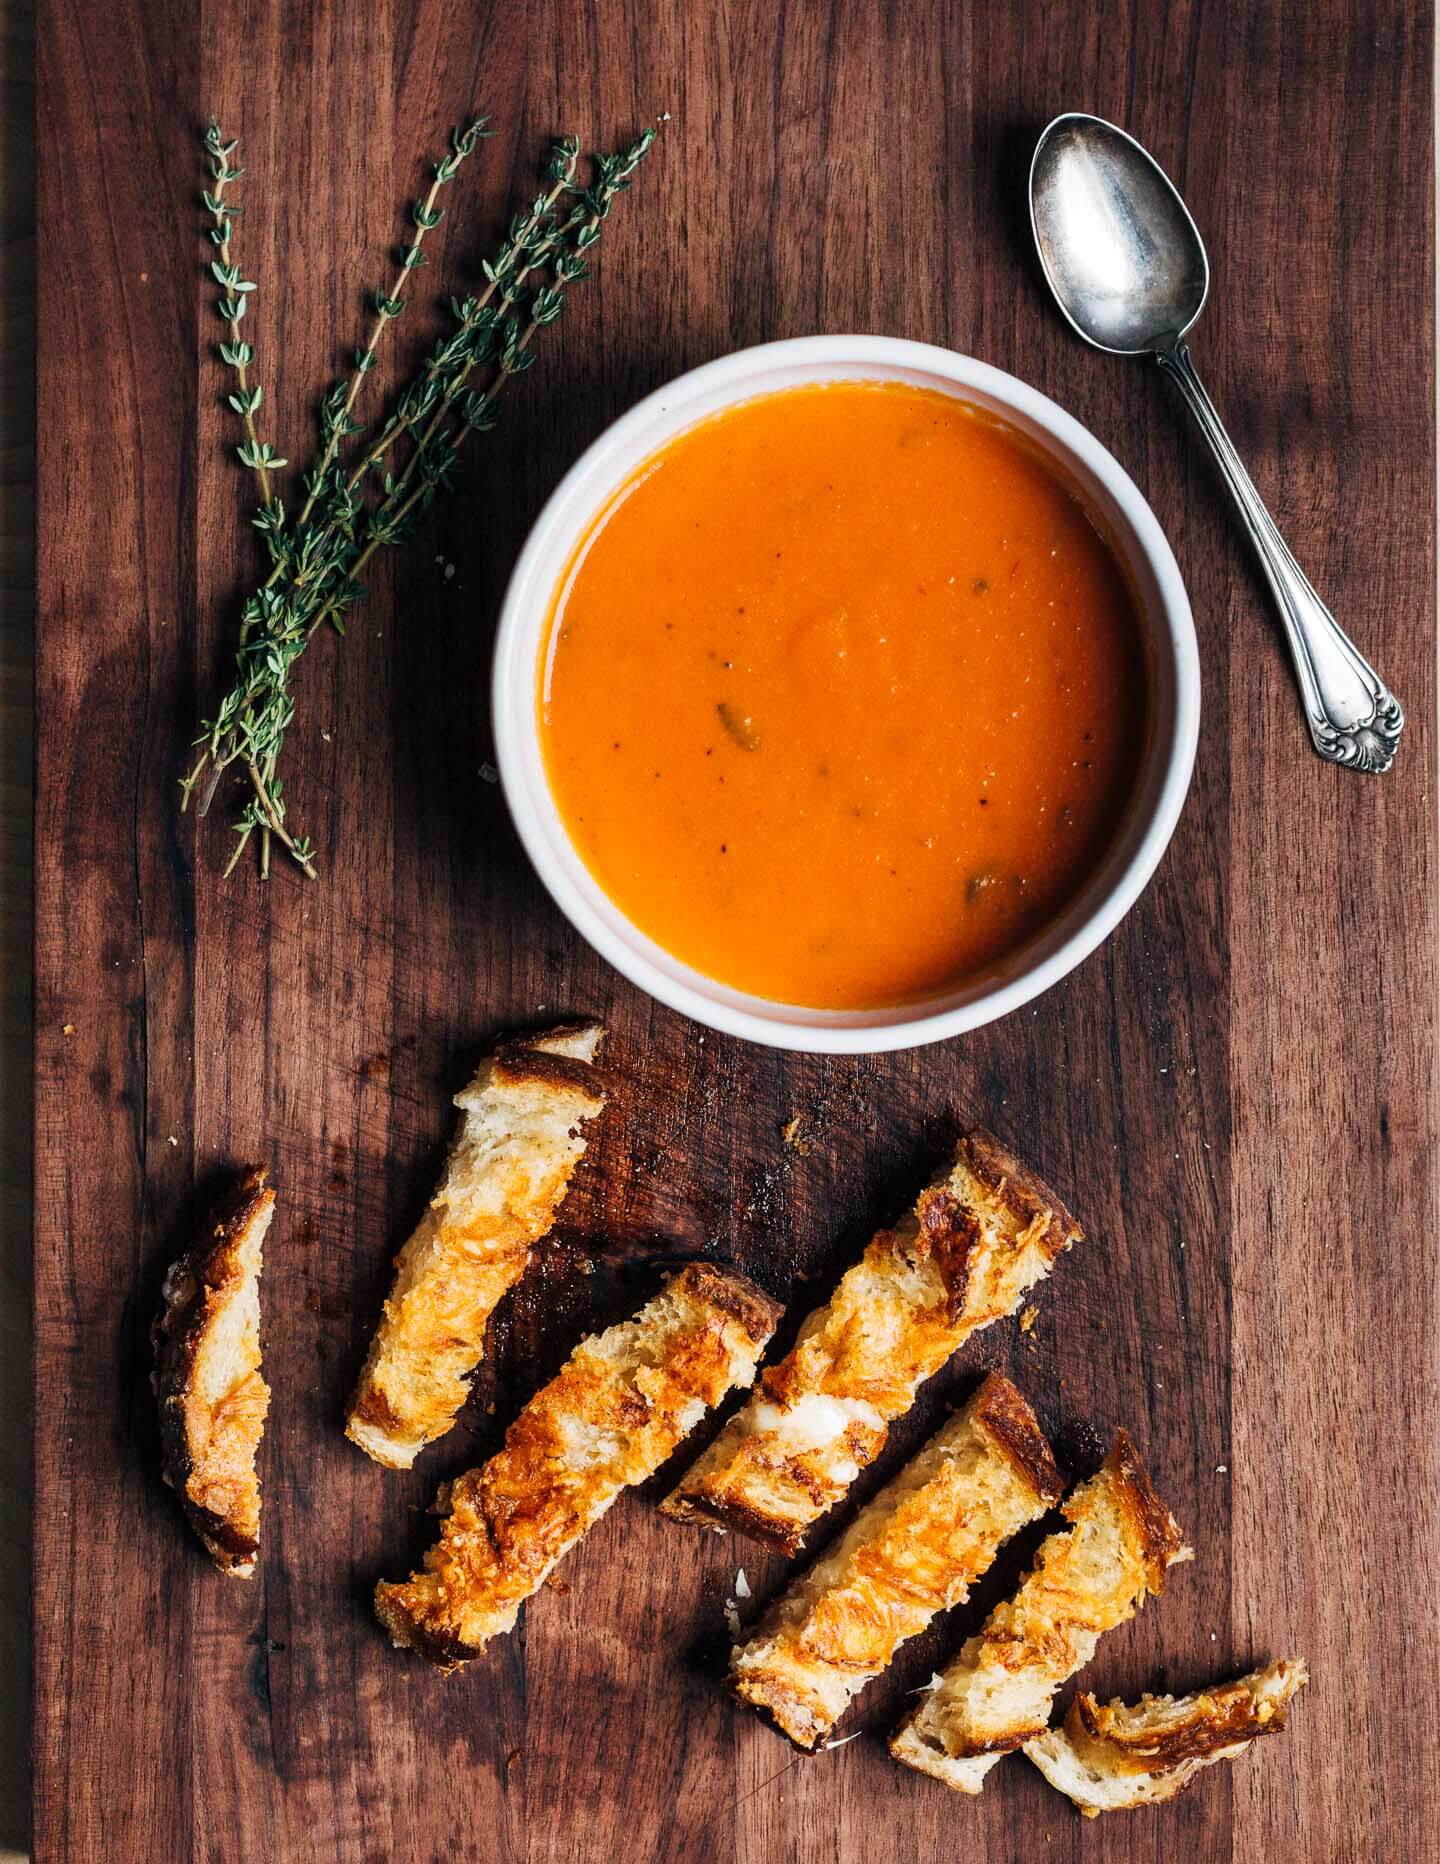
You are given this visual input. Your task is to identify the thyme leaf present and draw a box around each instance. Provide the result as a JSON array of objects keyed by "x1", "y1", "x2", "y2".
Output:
[{"x1": 202, "y1": 121, "x2": 288, "y2": 504}]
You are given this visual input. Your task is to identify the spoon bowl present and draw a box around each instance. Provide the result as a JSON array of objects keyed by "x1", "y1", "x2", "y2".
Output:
[{"x1": 1030, "y1": 114, "x2": 1210, "y2": 355}]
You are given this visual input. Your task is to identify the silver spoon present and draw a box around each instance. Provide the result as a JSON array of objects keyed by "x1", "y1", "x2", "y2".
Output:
[{"x1": 1029, "y1": 112, "x2": 1402, "y2": 774}]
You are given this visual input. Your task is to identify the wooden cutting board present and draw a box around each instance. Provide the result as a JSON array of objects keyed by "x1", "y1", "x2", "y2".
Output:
[{"x1": 33, "y1": 1, "x2": 1437, "y2": 1858}]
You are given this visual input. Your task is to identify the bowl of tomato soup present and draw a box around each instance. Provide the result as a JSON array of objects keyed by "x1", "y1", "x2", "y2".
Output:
[{"x1": 494, "y1": 337, "x2": 1198, "y2": 1051}]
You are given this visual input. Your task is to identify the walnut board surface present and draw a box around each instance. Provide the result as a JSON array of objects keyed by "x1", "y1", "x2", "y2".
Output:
[{"x1": 32, "y1": 2, "x2": 1438, "y2": 1861}]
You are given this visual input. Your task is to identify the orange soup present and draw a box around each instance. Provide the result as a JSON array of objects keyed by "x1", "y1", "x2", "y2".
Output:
[{"x1": 539, "y1": 381, "x2": 1146, "y2": 1009}]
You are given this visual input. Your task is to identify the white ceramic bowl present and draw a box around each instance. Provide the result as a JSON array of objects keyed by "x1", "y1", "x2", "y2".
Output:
[{"x1": 493, "y1": 335, "x2": 1199, "y2": 1053}]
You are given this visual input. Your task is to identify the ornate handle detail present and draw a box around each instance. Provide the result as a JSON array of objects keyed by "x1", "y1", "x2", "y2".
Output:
[{"x1": 1156, "y1": 341, "x2": 1403, "y2": 773}]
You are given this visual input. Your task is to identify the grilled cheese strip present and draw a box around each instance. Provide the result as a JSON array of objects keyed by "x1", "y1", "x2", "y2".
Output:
[
  {"x1": 1024, "y1": 1659, "x2": 1308, "y2": 1816},
  {"x1": 347, "y1": 1021, "x2": 607, "y2": 1468},
  {"x1": 731, "y1": 1373, "x2": 1062, "y2": 1749},
  {"x1": 663, "y1": 1130, "x2": 1080, "y2": 1553},
  {"x1": 890, "y1": 1432, "x2": 1191, "y2": 1793},
  {"x1": 375, "y1": 1263, "x2": 783, "y2": 1669},
  {"x1": 152, "y1": 1167, "x2": 274, "y2": 1577}
]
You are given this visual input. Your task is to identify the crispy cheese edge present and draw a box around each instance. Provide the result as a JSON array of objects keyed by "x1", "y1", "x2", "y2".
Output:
[
  {"x1": 662, "y1": 1128, "x2": 1081, "y2": 1552},
  {"x1": 346, "y1": 1021, "x2": 607, "y2": 1468},
  {"x1": 374, "y1": 1263, "x2": 783, "y2": 1670},
  {"x1": 1023, "y1": 1658, "x2": 1309, "y2": 1816},
  {"x1": 151, "y1": 1166, "x2": 274, "y2": 1577},
  {"x1": 889, "y1": 1431, "x2": 1190, "y2": 1794},
  {"x1": 730, "y1": 1371, "x2": 1062, "y2": 1748}
]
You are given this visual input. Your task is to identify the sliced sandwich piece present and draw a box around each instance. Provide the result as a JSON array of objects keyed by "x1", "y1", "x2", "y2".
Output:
[
  {"x1": 1023, "y1": 1658, "x2": 1308, "y2": 1816},
  {"x1": 889, "y1": 1431, "x2": 1191, "y2": 1793},
  {"x1": 731, "y1": 1371, "x2": 1062, "y2": 1749},
  {"x1": 663, "y1": 1129, "x2": 1080, "y2": 1553},
  {"x1": 152, "y1": 1166, "x2": 274, "y2": 1577},
  {"x1": 375, "y1": 1263, "x2": 783, "y2": 1670},
  {"x1": 347, "y1": 1020, "x2": 607, "y2": 1469}
]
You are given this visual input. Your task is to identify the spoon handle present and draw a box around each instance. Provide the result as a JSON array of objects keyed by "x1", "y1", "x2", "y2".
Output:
[{"x1": 1156, "y1": 340, "x2": 1403, "y2": 773}]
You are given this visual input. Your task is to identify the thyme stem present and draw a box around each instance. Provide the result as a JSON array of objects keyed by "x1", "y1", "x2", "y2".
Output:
[
  {"x1": 203, "y1": 123, "x2": 287, "y2": 512},
  {"x1": 247, "y1": 760, "x2": 316, "y2": 878},
  {"x1": 211, "y1": 221, "x2": 269, "y2": 506}
]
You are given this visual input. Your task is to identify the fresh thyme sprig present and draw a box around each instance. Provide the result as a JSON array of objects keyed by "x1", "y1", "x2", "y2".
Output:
[
  {"x1": 203, "y1": 122, "x2": 286, "y2": 508},
  {"x1": 181, "y1": 120, "x2": 657, "y2": 880}
]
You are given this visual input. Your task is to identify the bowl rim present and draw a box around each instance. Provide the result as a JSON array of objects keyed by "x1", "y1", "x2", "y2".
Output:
[{"x1": 492, "y1": 334, "x2": 1200, "y2": 1053}]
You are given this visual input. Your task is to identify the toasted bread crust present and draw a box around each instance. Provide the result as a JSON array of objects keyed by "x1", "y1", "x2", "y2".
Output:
[
  {"x1": 665, "y1": 1490, "x2": 803, "y2": 1552},
  {"x1": 375, "y1": 1264, "x2": 783, "y2": 1669},
  {"x1": 976, "y1": 1374, "x2": 1067, "y2": 1507},
  {"x1": 1024, "y1": 1659, "x2": 1309, "y2": 1815},
  {"x1": 152, "y1": 1167, "x2": 273, "y2": 1577},
  {"x1": 1107, "y1": 1428, "x2": 1190, "y2": 1589},
  {"x1": 890, "y1": 1433, "x2": 1190, "y2": 1793},
  {"x1": 662, "y1": 1130, "x2": 1081, "y2": 1553},
  {"x1": 487, "y1": 1033, "x2": 606, "y2": 1097},
  {"x1": 347, "y1": 1021, "x2": 607, "y2": 1468},
  {"x1": 676, "y1": 1261, "x2": 784, "y2": 1342},
  {"x1": 731, "y1": 1373, "x2": 1061, "y2": 1749},
  {"x1": 960, "y1": 1128, "x2": 1079, "y2": 1262}
]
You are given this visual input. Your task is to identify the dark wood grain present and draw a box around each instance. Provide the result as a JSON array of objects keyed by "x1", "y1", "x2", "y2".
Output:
[
  {"x1": 0, "y1": 0, "x2": 33, "y2": 1853},
  {"x1": 32, "y1": 1, "x2": 1437, "y2": 1859}
]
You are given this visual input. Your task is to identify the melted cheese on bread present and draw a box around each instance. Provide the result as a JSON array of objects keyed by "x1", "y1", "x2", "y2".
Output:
[
  {"x1": 663, "y1": 1130, "x2": 1080, "y2": 1552},
  {"x1": 152, "y1": 1167, "x2": 273, "y2": 1576},
  {"x1": 731, "y1": 1372, "x2": 1062, "y2": 1748},
  {"x1": 347, "y1": 1022, "x2": 607, "y2": 1468},
  {"x1": 1023, "y1": 1658, "x2": 1308, "y2": 1815},
  {"x1": 890, "y1": 1431, "x2": 1191, "y2": 1792},
  {"x1": 374, "y1": 1263, "x2": 783, "y2": 1669}
]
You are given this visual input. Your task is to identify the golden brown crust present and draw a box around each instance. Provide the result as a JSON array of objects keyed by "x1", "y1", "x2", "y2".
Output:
[
  {"x1": 347, "y1": 1385, "x2": 404, "y2": 1439},
  {"x1": 375, "y1": 1264, "x2": 781, "y2": 1669},
  {"x1": 971, "y1": 1371, "x2": 1065, "y2": 1508},
  {"x1": 1107, "y1": 1427, "x2": 1189, "y2": 1589},
  {"x1": 666, "y1": 1490, "x2": 802, "y2": 1552},
  {"x1": 909, "y1": 1194, "x2": 986, "y2": 1327},
  {"x1": 889, "y1": 1432, "x2": 1190, "y2": 1793},
  {"x1": 676, "y1": 1260, "x2": 786, "y2": 1343},
  {"x1": 152, "y1": 1167, "x2": 273, "y2": 1576},
  {"x1": 959, "y1": 1128, "x2": 1080, "y2": 1263},
  {"x1": 488, "y1": 1027, "x2": 609, "y2": 1099},
  {"x1": 663, "y1": 1130, "x2": 1081, "y2": 1552},
  {"x1": 730, "y1": 1373, "x2": 1060, "y2": 1749},
  {"x1": 347, "y1": 1021, "x2": 607, "y2": 1468},
  {"x1": 1024, "y1": 1659, "x2": 1309, "y2": 1815},
  {"x1": 1074, "y1": 1674, "x2": 1292, "y2": 1761}
]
